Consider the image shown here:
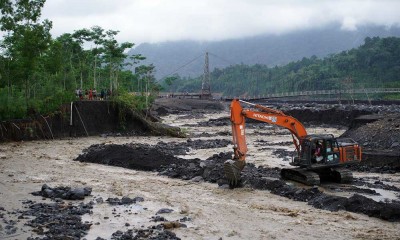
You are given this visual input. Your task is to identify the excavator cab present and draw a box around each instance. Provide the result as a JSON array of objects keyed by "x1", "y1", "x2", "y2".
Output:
[
  {"x1": 283, "y1": 134, "x2": 360, "y2": 185},
  {"x1": 292, "y1": 135, "x2": 341, "y2": 168}
]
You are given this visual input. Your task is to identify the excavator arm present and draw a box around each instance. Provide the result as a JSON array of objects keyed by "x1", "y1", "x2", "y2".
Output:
[{"x1": 224, "y1": 99, "x2": 308, "y2": 187}]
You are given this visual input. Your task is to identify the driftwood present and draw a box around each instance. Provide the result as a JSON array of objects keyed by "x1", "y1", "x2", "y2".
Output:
[{"x1": 129, "y1": 109, "x2": 185, "y2": 138}]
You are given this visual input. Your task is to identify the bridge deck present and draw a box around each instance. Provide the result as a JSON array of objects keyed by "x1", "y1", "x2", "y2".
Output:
[{"x1": 160, "y1": 88, "x2": 400, "y2": 100}]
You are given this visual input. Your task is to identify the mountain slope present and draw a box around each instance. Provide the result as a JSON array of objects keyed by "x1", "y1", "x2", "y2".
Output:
[
  {"x1": 164, "y1": 36, "x2": 400, "y2": 98},
  {"x1": 129, "y1": 24, "x2": 400, "y2": 79}
]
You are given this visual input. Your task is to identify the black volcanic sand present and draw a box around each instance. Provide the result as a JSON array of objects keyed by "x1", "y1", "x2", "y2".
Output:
[
  {"x1": 75, "y1": 143, "x2": 400, "y2": 222},
  {"x1": 23, "y1": 200, "x2": 94, "y2": 240},
  {"x1": 20, "y1": 200, "x2": 181, "y2": 240},
  {"x1": 106, "y1": 228, "x2": 180, "y2": 240},
  {"x1": 151, "y1": 98, "x2": 225, "y2": 116},
  {"x1": 0, "y1": 187, "x2": 182, "y2": 239},
  {"x1": 1, "y1": 187, "x2": 93, "y2": 239}
]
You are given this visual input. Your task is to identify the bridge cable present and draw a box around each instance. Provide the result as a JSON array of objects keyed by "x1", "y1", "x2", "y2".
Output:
[
  {"x1": 208, "y1": 52, "x2": 237, "y2": 66},
  {"x1": 159, "y1": 53, "x2": 204, "y2": 80}
]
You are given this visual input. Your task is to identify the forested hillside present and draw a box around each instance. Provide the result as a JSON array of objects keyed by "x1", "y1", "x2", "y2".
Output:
[
  {"x1": 130, "y1": 25, "x2": 400, "y2": 79},
  {"x1": 2, "y1": 1, "x2": 399, "y2": 121},
  {"x1": 163, "y1": 37, "x2": 400, "y2": 98},
  {"x1": 0, "y1": 1, "x2": 157, "y2": 120}
]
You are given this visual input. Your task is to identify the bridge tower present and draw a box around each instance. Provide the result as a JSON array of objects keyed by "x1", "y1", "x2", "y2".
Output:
[{"x1": 201, "y1": 52, "x2": 212, "y2": 99}]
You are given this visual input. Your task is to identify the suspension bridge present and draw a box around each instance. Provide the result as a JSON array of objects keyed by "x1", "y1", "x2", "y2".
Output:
[{"x1": 159, "y1": 52, "x2": 400, "y2": 101}]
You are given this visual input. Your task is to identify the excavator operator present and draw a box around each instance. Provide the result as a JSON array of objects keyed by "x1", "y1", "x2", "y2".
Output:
[{"x1": 313, "y1": 141, "x2": 323, "y2": 162}]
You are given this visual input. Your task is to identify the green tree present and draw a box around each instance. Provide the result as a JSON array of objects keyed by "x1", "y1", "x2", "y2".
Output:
[
  {"x1": 1, "y1": 0, "x2": 52, "y2": 103},
  {"x1": 0, "y1": 1, "x2": 157, "y2": 120}
]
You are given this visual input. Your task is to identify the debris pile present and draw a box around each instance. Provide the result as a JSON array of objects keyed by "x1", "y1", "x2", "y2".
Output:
[
  {"x1": 341, "y1": 113, "x2": 400, "y2": 151},
  {"x1": 340, "y1": 113, "x2": 400, "y2": 168},
  {"x1": 76, "y1": 143, "x2": 179, "y2": 171}
]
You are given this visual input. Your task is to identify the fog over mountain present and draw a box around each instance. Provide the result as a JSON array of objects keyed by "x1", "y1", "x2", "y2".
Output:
[{"x1": 129, "y1": 24, "x2": 400, "y2": 79}]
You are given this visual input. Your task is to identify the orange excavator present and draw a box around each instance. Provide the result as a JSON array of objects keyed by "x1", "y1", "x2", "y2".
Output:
[{"x1": 224, "y1": 99, "x2": 362, "y2": 188}]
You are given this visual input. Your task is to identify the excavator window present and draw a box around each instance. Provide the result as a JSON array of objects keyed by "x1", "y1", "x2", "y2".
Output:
[
  {"x1": 298, "y1": 140, "x2": 312, "y2": 165},
  {"x1": 325, "y1": 140, "x2": 340, "y2": 163},
  {"x1": 299, "y1": 139, "x2": 341, "y2": 166}
]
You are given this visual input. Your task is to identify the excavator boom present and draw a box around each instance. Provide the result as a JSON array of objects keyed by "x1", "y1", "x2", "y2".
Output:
[
  {"x1": 225, "y1": 99, "x2": 308, "y2": 187},
  {"x1": 230, "y1": 99, "x2": 307, "y2": 159}
]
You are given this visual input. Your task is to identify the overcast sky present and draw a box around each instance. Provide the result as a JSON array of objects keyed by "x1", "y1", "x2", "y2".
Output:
[{"x1": 41, "y1": 0, "x2": 400, "y2": 44}]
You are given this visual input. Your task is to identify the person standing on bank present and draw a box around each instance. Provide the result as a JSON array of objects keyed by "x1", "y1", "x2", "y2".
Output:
[{"x1": 100, "y1": 89, "x2": 105, "y2": 100}]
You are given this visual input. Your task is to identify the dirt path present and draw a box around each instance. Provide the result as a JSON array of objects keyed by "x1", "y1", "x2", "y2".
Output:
[{"x1": 0, "y1": 112, "x2": 399, "y2": 239}]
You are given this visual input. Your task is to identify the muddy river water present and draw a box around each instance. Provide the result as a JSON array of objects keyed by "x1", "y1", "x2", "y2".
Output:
[{"x1": 0, "y1": 111, "x2": 399, "y2": 239}]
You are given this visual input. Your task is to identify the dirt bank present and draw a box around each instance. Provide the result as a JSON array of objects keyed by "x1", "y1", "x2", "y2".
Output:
[{"x1": 0, "y1": 101, "x2": 184, "y2": 142}]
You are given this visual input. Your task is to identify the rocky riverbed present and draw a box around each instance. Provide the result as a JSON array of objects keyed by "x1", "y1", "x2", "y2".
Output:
[{"x1": 1, "y1": 98, "x2": 400, "y2": 239}]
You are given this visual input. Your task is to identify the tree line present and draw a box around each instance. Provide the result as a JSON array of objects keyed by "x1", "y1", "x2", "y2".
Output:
[
  {"x1": 163, "y1": 36, "x2": 400, "y2": 99},
  {"x1": 0, "y1": 0, "x2": 158, "y2": 120}
]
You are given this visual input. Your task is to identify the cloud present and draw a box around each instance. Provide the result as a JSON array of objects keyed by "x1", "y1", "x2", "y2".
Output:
[{"x1": 39, "y1": 0, "x2": 400, "y2": 44}]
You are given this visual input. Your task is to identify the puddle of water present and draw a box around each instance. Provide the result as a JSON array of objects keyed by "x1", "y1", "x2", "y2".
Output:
[
  {"x1": 178, "y1": 146, "x2": 231, "y2": 160},
  {"x1": 317, "y1": 183, "x2": 400, "y2": 203},
  {"x1": 362, "y1": 188, "x2": 399, "y2": 202}
]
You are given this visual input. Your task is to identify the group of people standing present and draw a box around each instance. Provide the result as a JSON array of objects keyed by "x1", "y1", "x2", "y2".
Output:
[{"x1": 75, "y1": 88, "x2": 111, "y2": 101}]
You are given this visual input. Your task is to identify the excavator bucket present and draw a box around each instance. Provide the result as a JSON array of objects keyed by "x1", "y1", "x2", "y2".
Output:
[{"x1": 224, "y1": 159, "x2": 245, "y2": 188}]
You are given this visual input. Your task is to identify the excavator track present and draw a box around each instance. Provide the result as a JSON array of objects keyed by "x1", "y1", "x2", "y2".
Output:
[
  {"x1": 280, "y1": 168, "x2": 320, "y2": 186},
  {"x1": 330, "y1": 168, "x2": 353, "y2": 183}
]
